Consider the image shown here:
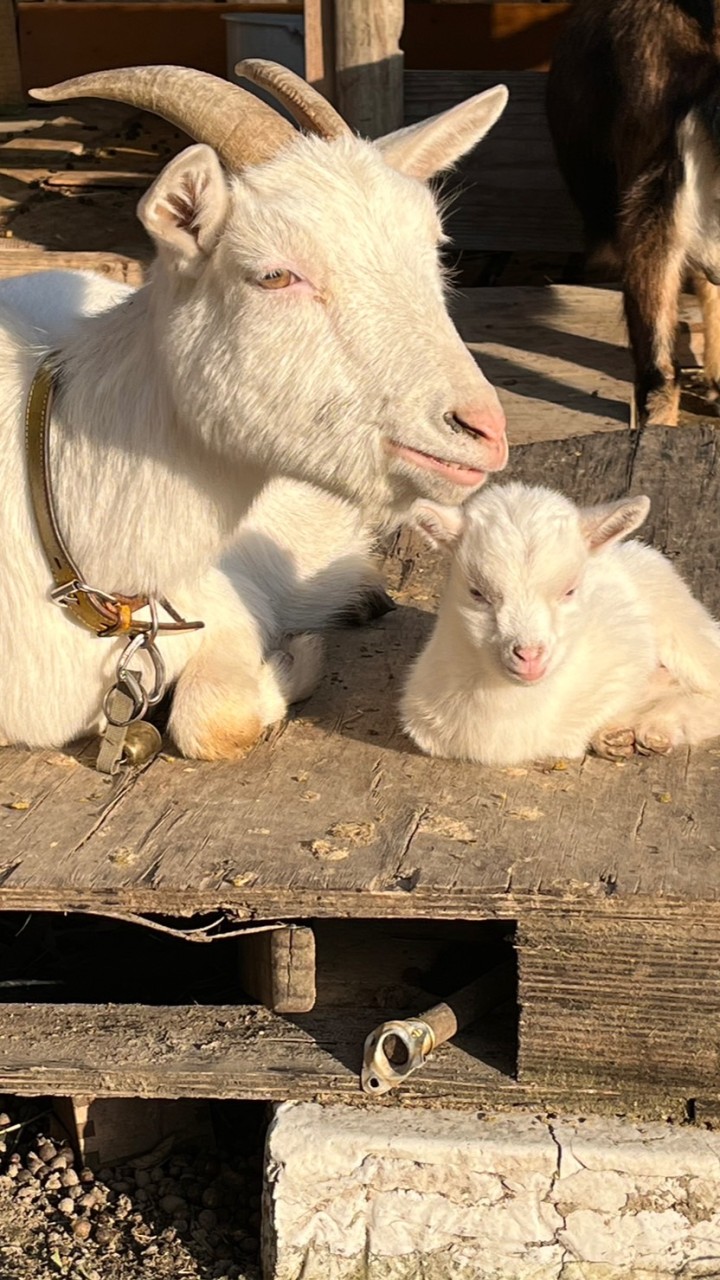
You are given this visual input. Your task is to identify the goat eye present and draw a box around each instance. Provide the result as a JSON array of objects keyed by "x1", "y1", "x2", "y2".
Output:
[
  {"x1": 562, "y1": 586, "x2": 577, "y2": 600},
  {"x1": 470, "y1": 586, "x2": 490, "y2": 605},
  {"x1": 257, "y1": 269, "x2": 296, "y2": 290}
]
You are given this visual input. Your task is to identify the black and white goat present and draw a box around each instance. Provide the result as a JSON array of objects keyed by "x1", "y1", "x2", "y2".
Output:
[{"x1": 547, "y1": 0, "x2": 720, "y2": 425}]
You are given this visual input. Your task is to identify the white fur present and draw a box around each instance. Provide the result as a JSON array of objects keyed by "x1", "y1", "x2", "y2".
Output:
[
  {"x1": 0, "y1": 90, "x2": 510, "y2": 755},
  {"x1": 402, "y1": 483, "x2": 720, "y2": 765}
]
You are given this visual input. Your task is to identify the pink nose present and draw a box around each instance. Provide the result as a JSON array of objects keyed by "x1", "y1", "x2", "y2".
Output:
[
  {"x1": 447, "y1": 403, "x2": 508, "y2": 470},
  {"x1": 511, "y1": 644, "x2": 547, "y2": 682},
  {"x1": 513, "y1": 644, "x2": 545, "y2": 663}
]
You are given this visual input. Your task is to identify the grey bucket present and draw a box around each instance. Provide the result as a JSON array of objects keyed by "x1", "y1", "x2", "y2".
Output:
[{"x1": 224, "y1": 12, "x2": 305, "y2": 124}]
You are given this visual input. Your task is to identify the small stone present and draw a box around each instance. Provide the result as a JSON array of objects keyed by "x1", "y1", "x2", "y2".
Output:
[
  {"x1": 160, "y1": 1193, "x2": 187, "y2": 1215},
  {"x1": 37, "y1": 1142, "x2": 57, "y2": 1164},
  {"x1": 0, "y1": 1113, "x2": 10, "y2": 1128},
  {"x1": 72, "y1": 1217, "x2": 92, "y2": 1241},
  {"x1": 115, "y1": 1193, "x2": 133, "y2": 1219},
  {"x1": 198, "y1": 1209, "x2": 217, "y2": 1230},
  {"x1": 61, "y1": 1168, "x2": 80, "y2": 1188},
  {"x1": 79, "y1": 1168, "x2": 95, "y2": 1185},
  {"x1": 150, "y1": 1166, "x2": 165, "y2": 1184},
  {"x1": 97, "y1": 1168, "x2": 114, "y2": 1183},
  {"x1": 202, "y1": 1186, "x2": 220, "y2": 1209},
  {"x1": 16, "y1": 1170, "x2": 34, "y2": 1186},
  {"x1": 111, "y1": 1179, "x2": 131, "y2": 1193},
  {"x1": 48, "y1": 1155, "x2": 69, "y2": 1172},
  {"x1": 58, "y1": 1197, "x2": 75, "y2": 1216},
  {"x1": 240, "y1": 1236, "x2": 259, "y2": 1255},
  {"x1": 0, "y1": 1175, "x2": 13, "y2": 1192},
  {"x1": 78, "y1": 1191, "x2": 97, "y2": 1212},
  {"x1": 44, "y1": 1173, "x2": 62, "y2": 1192},
  {"x1": 134, "y1": 1169, "x2": 150, "y2": 1188},
  {"x1": 94, "y1": 1224, "x2": 113, "y2": 1246}
]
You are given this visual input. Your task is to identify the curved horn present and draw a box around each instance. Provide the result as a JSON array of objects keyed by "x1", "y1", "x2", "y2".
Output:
[
  {"x1": 29, "y1": 65, "x2": 295, "y2": 170},
  {"x1": 236, "y1": 59, "x2": 351, "y2": 140}
]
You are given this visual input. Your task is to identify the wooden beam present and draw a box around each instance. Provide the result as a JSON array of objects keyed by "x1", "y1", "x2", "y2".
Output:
[
  {"x1": 239, "y1": 924, "x2": 316, "y2": 1013},
  {"x1": 304, "y1": 0, "x2": 336, "y2": 102},
  {"x1": 0, "y1": 248, "x2": 144, "y2": 285},
  {"x1": 334, "y1": 0, "x2": 404, "y2": 137},
  {"x1": 0, "y1": 1000, "x2": 696, "y2": 1117},
  {"x1": 0, "y1": 0, "x2": 23, "y2": 106}
]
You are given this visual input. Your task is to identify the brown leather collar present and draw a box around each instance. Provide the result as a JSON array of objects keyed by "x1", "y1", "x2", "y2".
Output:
[{"x1": 25, "y1": 354, "x2": 203, "y2": 639}]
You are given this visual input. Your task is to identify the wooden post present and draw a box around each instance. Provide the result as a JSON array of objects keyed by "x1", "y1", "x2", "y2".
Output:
[
  {"x1": 305, "y1": 0, "x2": 337, "y2": 103},
  {"x1": 334, "y1": 0, "x2": 404, "y2": 138},
  {"x1": 239, "y1": 924, "x2": 316, "y2": 1014},
  {"x1": 0, "y1": 0, "x2": 23, "y2": 106}
]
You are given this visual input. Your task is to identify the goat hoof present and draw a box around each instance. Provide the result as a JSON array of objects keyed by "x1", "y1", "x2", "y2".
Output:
[
  {"x1": 635, "y1": 729, "x2": 673, "y2": 756},
  {"x1": 591, "y1": 727, "x2": 636, "y2": 760}
]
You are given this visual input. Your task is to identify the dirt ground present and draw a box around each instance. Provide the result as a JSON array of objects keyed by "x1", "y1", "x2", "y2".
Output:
[{"x1": 0, "y1": 1097, "x2": 264, "y2": 1280}]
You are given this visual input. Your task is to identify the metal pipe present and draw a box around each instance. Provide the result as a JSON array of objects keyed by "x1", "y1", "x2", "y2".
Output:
[{"x1": 361, "y1": 960, "x2": 515, "y2": 1096}]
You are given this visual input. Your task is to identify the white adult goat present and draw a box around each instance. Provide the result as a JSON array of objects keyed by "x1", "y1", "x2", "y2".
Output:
[
  {"x1": 0, "y1": 62, "x2": 509, "y2": 757},
  {"x1": 402, "y1": 483, "x2": 720, "y2": 765}
]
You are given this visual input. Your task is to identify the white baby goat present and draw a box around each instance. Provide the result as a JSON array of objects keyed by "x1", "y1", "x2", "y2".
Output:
[
  {"x1": 402, "y1": 483, "x2": 720, "y2": 765},
  {"x1": 0, "y1": 61, "x2": 510, "y2": 757}
]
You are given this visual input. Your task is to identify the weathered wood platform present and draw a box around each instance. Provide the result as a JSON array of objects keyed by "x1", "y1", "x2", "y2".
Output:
[{"x1": 1, "y1": 283, "x2": 719, "y2": 1116}]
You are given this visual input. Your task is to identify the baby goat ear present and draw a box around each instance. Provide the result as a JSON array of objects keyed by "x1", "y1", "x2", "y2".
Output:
[
  {"x1": 375, "y1": 86, "x2": 509, "y2": 181},
  {"x1": 138, "y1": 144, "x2": 229, "y2": 273},
  {"x1": 580, "y1": 496, "x2": 651, "y2": 551},
  {"x1": 409, "y1": 500, "x2": 466, "y2": 549}
]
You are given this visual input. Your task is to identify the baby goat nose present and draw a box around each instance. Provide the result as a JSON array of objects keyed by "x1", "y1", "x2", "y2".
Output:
[{"x1": 512, "y1": 644, "x2": 545, "y2": 663}]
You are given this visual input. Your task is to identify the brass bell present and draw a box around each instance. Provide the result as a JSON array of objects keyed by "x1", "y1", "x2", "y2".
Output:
[{"x1": 123, "y1": 720, "x2": 163, "y2": 766}]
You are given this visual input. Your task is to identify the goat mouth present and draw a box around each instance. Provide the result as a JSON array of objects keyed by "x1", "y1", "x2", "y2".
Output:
[
  {"x1": 387, "y1": 442, "x2": 486, "y2": 488},
  {"x1": 505, "y1": 664, "x2": 548, "y2": 685}
]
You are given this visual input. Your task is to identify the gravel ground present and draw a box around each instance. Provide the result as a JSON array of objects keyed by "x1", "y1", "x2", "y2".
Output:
[{"x1": 0, "y1": 1099, "x2": 264, "y2": 1280}]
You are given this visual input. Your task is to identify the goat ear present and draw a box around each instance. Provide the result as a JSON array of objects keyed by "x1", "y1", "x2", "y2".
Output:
[
  {"x1": 138, "y1": 144, "x2": 229, "y2": 272},
  {"x1": 375, "y1": 86, "x2": 508, "y2": 181},
  {"x1": 410, "y1": 500, "x2": 466, "y2": 549},
  {"x1": 580, "y1": 496, "x2": 651, "y2": 551}
]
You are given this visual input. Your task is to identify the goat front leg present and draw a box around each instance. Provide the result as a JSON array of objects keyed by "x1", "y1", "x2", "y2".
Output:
[
  {"x1": 622, "y1": 181, "x2": 685, "y2": 426},
  {"x1": 167, "y1": 569, "x2": 324, "y2": 761}
]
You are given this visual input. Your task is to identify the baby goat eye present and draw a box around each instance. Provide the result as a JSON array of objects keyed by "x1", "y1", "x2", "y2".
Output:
[
  {"x1": 470, "y1": 586, "x2": 490, "y2": 605},
  {"x1": 562, "y1": 586, "x2": 577, "y2": 600},
  {"x1": 257, "y1": 269, "x2": 297, "y2": 290}
]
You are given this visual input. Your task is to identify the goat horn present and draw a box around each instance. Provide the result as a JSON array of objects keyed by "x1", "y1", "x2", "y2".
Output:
[
  {"x1": 236, "y1": 59, "x2": 351, "y2": 140},
  {"x1": 29, "y1": 65, "x2": 295, "y2": 170}
]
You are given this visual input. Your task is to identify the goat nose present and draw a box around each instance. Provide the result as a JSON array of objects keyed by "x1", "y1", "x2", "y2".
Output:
[
  {"x1": 513, "y1": 644, "x2": 545, "y2": 663},
  {"x1": 445, "y1": 403, "x2": 507, "y2": 444}
]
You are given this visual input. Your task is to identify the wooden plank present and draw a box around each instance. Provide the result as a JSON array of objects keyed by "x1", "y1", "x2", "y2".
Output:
[
  {"x1": 0, "y1": 247, "x2": 144, "y2": 284},
  {"x1": 519, "y1": 914, "x2": 720, "y2": 1094},
  {"x1": 334, "y1": 0, "x2": 404, "y2": 138},
  {"x1": 42, "y1": 170, "x2": 152, "y2": 189},
  {"x1": 404, "y1": 71, "x2": 583, "y2": 253},
  {"x1": 239, "y1": 924, "x2": 316, "y2": 1013},
  {"x1": 0, "y1": 1001, "x2": 694, "y2": 1116}
]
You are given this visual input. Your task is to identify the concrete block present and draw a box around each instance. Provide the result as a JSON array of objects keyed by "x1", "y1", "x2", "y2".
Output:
[{"x1": 263, "y1": 1103, "x2": 720, "y2": 1279}]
